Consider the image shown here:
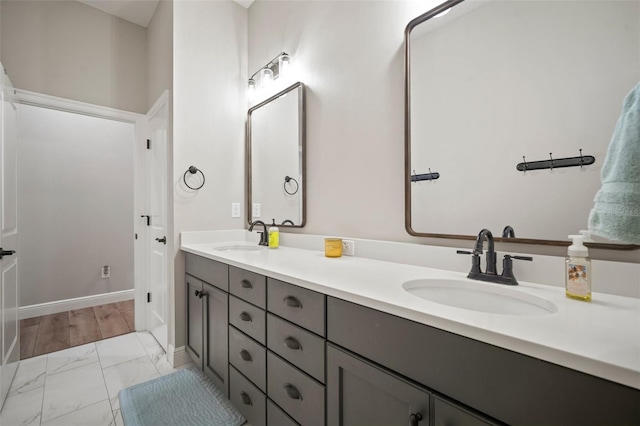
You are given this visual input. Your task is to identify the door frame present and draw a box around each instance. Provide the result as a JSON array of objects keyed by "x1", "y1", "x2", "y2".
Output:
[{"x1": 13, "y1": 89, "x2": 169, "y2": 335}]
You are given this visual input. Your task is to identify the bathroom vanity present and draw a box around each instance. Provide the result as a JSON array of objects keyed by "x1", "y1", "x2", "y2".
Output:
[{"x1": 182, "y1": 234, "x2": 640, "y2": 425}]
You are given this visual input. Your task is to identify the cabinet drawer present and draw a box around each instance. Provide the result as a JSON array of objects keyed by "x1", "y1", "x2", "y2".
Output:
[
  {"x1": 434, "y1": 396, "x2": 495, "y2": 426},
  {"x1": 230, "y1": 266, "x2": 266, "y2": 309},
  {"x1": 267, "y1": 399, "x2": 299, "y2": 426},
  {"x1": 229, "y1": 326, "x2": 267, "y2": 392},
  {"x1": 267, "y1": 278, "x2": 325, "y2": 336},
  {"x1": 230, "y1": 366, "x2": 266, "y2": 426},
  {"x1": 267, "y1": 352, "x2": 325, "y2": 426},
  {"x1": 229, "y1": 295, "x2": 266, "y2": 345},
  {"x1": 267, "y1": 313, "x2": 325, "y2": 383},
  {"x1": 185, "y1": 253, "x2": 229, "y2": 291}
]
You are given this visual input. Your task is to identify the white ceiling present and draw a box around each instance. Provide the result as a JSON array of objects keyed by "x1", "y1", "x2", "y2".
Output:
[
  {"x1": 78, "y1": 0, "x2": 255, "y2": 28},
  {"x1": 77, "y1": 0, "x2": 160, "y2": 28}
]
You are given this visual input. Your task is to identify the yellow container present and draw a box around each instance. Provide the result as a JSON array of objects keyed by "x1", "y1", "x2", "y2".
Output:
[{"x1": 325, "y1": 238, "x2": 343, "y2": 258}]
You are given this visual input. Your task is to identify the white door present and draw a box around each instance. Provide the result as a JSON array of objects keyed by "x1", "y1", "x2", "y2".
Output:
[
  {"x1": 145, "y1": 92, "x2": 169, "y2": 350},
  {"x1": 0, "y1": 67, "x2": 19, "y2": 410}
]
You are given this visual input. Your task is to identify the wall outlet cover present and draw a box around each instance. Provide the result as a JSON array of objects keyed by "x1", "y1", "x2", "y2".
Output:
[
  {"x1": 101, "y1": 265, "x2": 110, "y2": 278},
  {"x1": 231, "y1": 203, "x2": 241, "y2": 218},
  {"x1": 342, "y1": 239, "x2": 355, "y2": 256},
  {"x1": 252, "y1": 203, "x2": 261, "y2": 218}
]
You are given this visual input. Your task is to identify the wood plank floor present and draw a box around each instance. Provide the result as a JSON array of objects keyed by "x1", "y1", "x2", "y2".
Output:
[{"x1": 20, "y1": 300, "x2": 135, "y2": 359}]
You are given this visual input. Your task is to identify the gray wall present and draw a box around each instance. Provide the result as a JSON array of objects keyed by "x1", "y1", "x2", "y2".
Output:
[
  {"x1": 147, "y1": 0, "x2": 172, "y2": 110},
  {"x1": 0, "y1": 0, "x2": 147, "y2": 114},
  {"x1": 172, "y1": 0, "x2": 247, "y2": 348},
  {"x1": 18, "y1": 103, "x2": 135, "y2": 306}
]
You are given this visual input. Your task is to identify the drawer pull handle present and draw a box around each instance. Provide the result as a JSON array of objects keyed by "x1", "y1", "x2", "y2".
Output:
[
  {"x1": 409, "y1": 413, "x2": 423, "y2": 426},
  {"x1": 239, "y1": 312, "x2": 252, "y2": 322},
  {"x1": 283, "y1": 296, "x2": 303, "y2": 309},
  {"x1": 284, "y1": 336, "x2": 303, "y2": 351},
  {"x1": 240, "y1": 391, "x2": 253, "y2": 406},
  {"x1": 240, "y1": 279, "x2": 253, "y2": 289},
  {"x1": 283, "y1": 383, "x2": 303, "y2": 401},
  {"x1": 239, "y1": 349, "x2": 252, "y2": 362}
]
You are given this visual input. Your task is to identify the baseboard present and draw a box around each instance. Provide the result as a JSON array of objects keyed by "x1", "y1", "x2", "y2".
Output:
[
  {"x1": 168, "y1": 345, "x2": 191, "y2": 368},
  {"x1": 20, "y1": 289, "x2": 135, "y2": 319}
]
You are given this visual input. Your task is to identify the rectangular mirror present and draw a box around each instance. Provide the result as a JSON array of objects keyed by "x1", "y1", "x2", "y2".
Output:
[
  {"x1": 405, "y1": 0, "x2": 639, "y2": 249},
  {"x1": 247, "y1": 82, "x2": 306, "y2": 227}
]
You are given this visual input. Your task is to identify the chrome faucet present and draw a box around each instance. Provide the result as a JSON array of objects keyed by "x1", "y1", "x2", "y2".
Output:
[
  {"x1": 249, "y1": 220, "x2": 269, "y2": 246},
  {"x1": 457, "y1": 228, "x2": 532, "y2": 285}
]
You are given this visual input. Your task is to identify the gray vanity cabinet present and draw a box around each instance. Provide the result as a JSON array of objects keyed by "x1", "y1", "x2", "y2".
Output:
[
  {"x1": 327, "y1": 343, "x2": 430, "y2": 426},
  {"x1": 184, "y1": 253, "x2": 230, "y2": 396},
  {"x1": 327, "y1": 296, "x2": 640, "y2": 425}
]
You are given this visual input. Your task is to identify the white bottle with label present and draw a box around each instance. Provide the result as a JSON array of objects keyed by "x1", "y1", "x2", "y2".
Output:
[{"x1": 565, "y1": 235, "x2": 591, "y2": 301}]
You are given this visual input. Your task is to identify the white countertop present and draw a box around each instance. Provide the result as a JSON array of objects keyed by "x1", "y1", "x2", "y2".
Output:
[{"x1": 181, "y1": 234, "x2": 640, "y2": 390}]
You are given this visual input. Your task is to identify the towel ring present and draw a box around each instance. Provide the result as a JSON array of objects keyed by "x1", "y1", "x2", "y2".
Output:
[
  {"x1": 183, "y1": 166, "x2": 205, "y2": 190},
  {"x1": 284, "y1": 176, "x2": 299, "y2": 195}
]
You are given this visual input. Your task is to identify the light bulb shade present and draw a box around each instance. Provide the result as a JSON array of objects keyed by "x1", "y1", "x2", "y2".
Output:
[
  {"x1": 261, "y1": 67, "x2": 274, "y2": 87},
  {"x1": 279, "y1": 54, "x2": 291, "y2": 77},
  {"x1": 247, "y1": 79, "x2": 256, "y2": 100}
]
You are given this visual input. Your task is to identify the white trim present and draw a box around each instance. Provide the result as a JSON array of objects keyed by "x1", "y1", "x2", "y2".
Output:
[
  {"x1": 167, "y1": 345, "x2": 190, "y2": 368},
  {"x1": 20, "y1": 290, "x2": 135, "y2": 319},
  {"x1": 14, "y1": 89, "x2": 143, "y2": 123}
]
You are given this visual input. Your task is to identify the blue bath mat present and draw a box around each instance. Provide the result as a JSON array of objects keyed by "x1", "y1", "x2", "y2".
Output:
[{"x1": 119, "y1": 368, "x2": 244, "y2": 426}]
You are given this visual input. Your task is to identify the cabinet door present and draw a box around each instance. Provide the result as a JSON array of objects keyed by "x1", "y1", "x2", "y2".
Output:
[
  {"x1": 185, "y1": 274, "x2": 203, "y2": 367},
  {"x1": 434, "y1": 397, "x2": 496, "y2": 426},
  {"x1": 204, "y1": 282, "x2": 229, "y2": 396},
  {"x1": 327, "y1": 343, "x2": 430, "y2": 426}
]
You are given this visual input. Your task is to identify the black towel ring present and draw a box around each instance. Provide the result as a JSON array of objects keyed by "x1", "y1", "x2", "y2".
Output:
[
  {"x1": 183, "y1": 166, "x2": 205, "y2": 190},
  {"x1": 284, "y1": 176, "x2": 299, "y2": 195}
]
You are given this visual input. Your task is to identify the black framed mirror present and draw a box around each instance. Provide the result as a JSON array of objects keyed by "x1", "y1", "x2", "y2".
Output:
[
  {"x1": 246, "y1": 82, "x2": 306, "y2": 228},
  {"x1": 404, "y1": 0, "x2": 639, "y2": 250}
]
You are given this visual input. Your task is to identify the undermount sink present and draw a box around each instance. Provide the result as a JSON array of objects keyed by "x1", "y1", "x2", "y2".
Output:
[
  {"x1": 402, "y1": 278, "x2": 557, "y2": 316},
  {"x1": 213, "y1": 244, "x2": 265, "y2": 252}
]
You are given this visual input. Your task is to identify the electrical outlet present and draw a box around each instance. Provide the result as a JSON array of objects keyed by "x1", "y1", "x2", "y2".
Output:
[
  {"x1": 231, "y1": 203, "x2": 240, "y2": 218},
  {"x1": 342, "y1": 239, "x2": 355, "y2": 256},
  {"x1": 101, "y1": 265, "x2": 110, "y2": 278},
  {"x1": 252, "y1": 203, "x2": 261, "y2": 218}
]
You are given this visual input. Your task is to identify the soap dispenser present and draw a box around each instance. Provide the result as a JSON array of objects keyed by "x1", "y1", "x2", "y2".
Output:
[
  {"x1": 268, "y1": 219, "x2": 279, "y2": 249},
  {"x1": 565, "y1": 235, "x2": 591, "y2": 301}
]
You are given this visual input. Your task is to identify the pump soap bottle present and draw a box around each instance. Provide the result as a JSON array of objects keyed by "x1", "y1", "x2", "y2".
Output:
[
  {"x1": 268, "y1": 219, "x2": 279, "y2": 249},
  {"x1": 565, "y1": 235, "x2": 591, "y2": 301}
]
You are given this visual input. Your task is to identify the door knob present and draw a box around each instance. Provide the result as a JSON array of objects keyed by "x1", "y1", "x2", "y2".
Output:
[
  {"x1": 0, "y1": 249, "x2": 15, "y2": 259},
  {"x1": 155, "y1": 236, "x2": 167, "y2": 244}
]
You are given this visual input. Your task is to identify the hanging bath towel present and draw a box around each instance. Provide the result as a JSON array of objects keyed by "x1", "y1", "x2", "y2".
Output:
[{"x1": 588, "y1": 83, "x2": 640, "y2": 244}]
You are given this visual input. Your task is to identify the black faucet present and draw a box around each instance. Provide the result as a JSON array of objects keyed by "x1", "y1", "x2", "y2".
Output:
[
  {"x1": 457, "y1": 228, "x2": 532, "y2": 285},
  {"x1": 502, "y1": 225, "x2": 516, "y2": 238},
  {"x1": 248, "y1": 220, "x2": 268, "y2": 246},
  {"x1": 473, "y1": 228, "x2": 497, "y2": 275}
]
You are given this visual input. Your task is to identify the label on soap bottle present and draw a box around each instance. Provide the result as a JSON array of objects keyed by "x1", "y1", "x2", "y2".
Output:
[{"x1": 566, "y1": 262, "x2": 588, "y2": 296}]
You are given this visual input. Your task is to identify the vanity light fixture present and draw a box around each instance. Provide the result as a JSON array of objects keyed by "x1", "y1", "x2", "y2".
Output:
[{"x1": 248, "y1": 52, "x2": 291, "y2": 92}]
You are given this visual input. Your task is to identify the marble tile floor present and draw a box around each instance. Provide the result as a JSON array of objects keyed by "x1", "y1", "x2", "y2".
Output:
[{"x1": 1, "y1": 331, "x2": 196, "y2": 426}]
